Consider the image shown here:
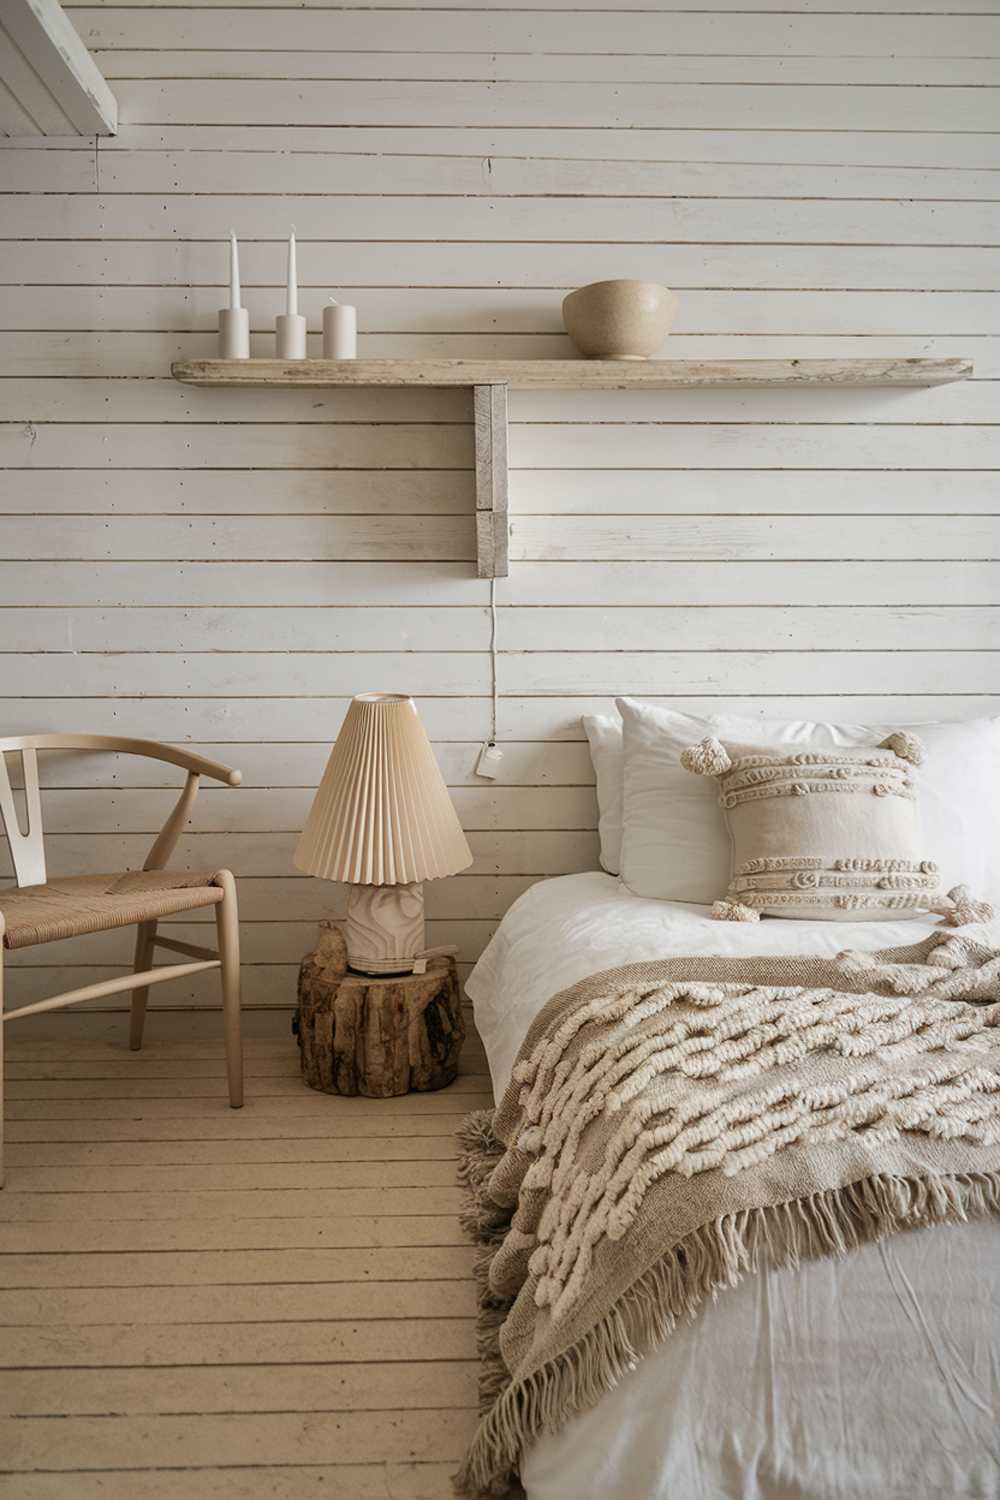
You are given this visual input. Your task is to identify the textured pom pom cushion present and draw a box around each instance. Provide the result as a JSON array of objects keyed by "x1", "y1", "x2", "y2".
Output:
[{"x1": 681, "y1": 731, "x2": 951, "y2": 921}]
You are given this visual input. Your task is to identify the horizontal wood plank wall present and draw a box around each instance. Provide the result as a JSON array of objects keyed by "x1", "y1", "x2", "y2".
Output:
[{"x1": 1, "y1": 0, "x2": 998, "y2": 1023}]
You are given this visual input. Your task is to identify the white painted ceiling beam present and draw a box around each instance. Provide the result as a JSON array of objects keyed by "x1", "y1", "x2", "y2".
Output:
[{"x1": 0, "y1": 0, "x2": 117, "y2": 136}]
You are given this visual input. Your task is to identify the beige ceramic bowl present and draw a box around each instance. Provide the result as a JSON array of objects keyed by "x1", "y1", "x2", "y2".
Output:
[{"x1": 562, "y1": 279, "x2": 678, "y2": 360}]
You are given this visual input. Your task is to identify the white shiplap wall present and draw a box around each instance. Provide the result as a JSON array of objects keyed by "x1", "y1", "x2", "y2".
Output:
[{"x1": 1, "y1": 0, "x2": 998, "y2": 1025}]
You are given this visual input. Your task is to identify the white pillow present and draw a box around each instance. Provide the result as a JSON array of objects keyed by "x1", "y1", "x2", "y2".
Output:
[
  {"x1": 582, "y1": 713, "x2": 623, "y2": 874},
  {"x1": 617, "y1": 700, "x2": 727, "y2": 902},
  {"x1": 615, "y1": 699, "x2": 1000, "y2": 907}
]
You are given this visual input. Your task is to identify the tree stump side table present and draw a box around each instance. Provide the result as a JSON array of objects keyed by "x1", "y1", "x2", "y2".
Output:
[{"x1": 296, "y1": 921, "x2": 465, "y2": 1097}]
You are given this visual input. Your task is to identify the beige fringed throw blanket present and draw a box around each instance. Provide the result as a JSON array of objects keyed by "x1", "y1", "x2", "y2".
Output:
[{"x1": 455, "y1": 926, "x2": 1000, "y2": 1497}]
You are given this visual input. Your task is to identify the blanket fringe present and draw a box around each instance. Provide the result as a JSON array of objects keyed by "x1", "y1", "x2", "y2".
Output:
[{"x1": 454, "y1": 1108, "x2": 1000, "y2": 1499}]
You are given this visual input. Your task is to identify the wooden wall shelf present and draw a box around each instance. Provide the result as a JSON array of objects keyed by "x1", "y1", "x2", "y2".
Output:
[
  {"x1": 172, "y1": 357, "x2": 970, "y2": 391},
  {"x1": 171, "y1": 356, "x2": 973, "y2": 577}
]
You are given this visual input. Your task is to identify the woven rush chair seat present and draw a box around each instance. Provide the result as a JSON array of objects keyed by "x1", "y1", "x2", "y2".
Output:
[{"x1": 1, "y1": 870, "x2": 224, "y2": 951}]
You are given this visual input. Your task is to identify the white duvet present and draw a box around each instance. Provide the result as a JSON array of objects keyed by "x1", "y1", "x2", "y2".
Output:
[{"x1": 467, "y1": 874, "x2": 1000, "y2": 1500}]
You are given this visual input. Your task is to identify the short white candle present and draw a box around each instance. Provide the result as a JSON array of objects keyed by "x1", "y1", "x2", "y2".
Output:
[
  {"x1": 323, "y1": 299, "x2": 358, "y2": 359},
  {"x1": 286, "y1": 229, "x2": 298, "y2": 317}
]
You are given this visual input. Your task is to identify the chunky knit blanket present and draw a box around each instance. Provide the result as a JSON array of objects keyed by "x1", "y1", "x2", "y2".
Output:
[{"x1": 455, "y1": 924, "x2": 1000, "y2": 1497}]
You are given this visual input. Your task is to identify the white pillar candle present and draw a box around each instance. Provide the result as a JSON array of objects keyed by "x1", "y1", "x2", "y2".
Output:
[
  {"x1": 276, "y1": 226, "x2": 307, "y2": 358},
  {"x1": 323, "y1": 300, "x2": 357, "y2": 359},
  {"x1": 218, "y1": 230, "x2": 249, "y2": 358}
]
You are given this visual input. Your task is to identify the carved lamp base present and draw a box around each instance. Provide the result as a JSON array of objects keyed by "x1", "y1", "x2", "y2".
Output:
[{"x1": 344, "y1": 881, "x2": 426, "y2": 975}]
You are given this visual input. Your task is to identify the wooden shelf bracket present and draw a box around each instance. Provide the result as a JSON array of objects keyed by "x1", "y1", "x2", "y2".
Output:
[{"x1": 474, "y1": 384, "x2": 509, "y2": 579}]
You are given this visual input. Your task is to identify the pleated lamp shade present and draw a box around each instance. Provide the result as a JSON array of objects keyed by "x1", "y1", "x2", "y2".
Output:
[{"x1": 294, "y1": 694, "x2": 473, "y2": 886}]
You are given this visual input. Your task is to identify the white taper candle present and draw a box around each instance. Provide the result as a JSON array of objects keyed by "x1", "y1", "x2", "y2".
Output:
[
  {"x1": 286, "y1": 229, "x2": 298, "y2": 317},
  {"x1": 219, "y1": 228, "x2": 249, "y2": 356},
  {"x1": 228, "y1": 229, "x2": 240, "y2": 309}
]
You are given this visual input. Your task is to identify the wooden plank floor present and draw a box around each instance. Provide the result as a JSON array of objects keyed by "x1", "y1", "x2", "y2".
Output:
[{"x1": 0, "y1": 1025, "x2": 492, "y2": 1498}]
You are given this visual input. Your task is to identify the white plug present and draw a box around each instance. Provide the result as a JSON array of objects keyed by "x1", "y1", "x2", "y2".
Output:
[{"x1": 476, "y1": 741, "x2": 503, "y2": 780}]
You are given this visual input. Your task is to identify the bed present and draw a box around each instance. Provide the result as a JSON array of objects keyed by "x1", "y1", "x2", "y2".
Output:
[{"x1": 466, "y1": 873, "x2": 1000, "y2": 1500}]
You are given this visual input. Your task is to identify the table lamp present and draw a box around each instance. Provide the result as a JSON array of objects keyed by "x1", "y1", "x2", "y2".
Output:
[{"x1": 294, "y1": 693, "x2": 473, "y2": 975}]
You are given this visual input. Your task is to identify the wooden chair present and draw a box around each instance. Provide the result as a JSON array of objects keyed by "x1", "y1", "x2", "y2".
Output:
[{"x1": 0, "y1": 735, "x2": 245, "y2": 1186}]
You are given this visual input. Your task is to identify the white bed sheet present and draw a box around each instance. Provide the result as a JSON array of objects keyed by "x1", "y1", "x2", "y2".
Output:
[{"x1": 466, "y1": 874, "x2": 1000, "y2": 1500}]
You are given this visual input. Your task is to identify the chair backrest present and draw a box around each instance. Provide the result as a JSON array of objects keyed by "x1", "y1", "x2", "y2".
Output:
[
  {"x1": 0, "y1": 744, "x2": 45, "y2": 886},
  {"x1": 0, "y1": 735, "x2": 242, "y2": 890}
]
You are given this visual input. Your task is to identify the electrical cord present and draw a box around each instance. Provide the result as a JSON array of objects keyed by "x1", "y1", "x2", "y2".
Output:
[{"x1": 489, "y1": 575, "x2": 498, "y2": 745}]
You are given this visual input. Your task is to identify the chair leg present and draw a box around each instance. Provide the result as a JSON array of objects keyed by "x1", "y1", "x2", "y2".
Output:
[
  {"x1": 129, "y1": 920, "x2": 157, "y2": 1051},
  {"x1": 0, "y1": 937, "x2": 5, "y2": 1189},
  {"x1": 214, "y1": 870, "x2": 243, "y2": 1108}
]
